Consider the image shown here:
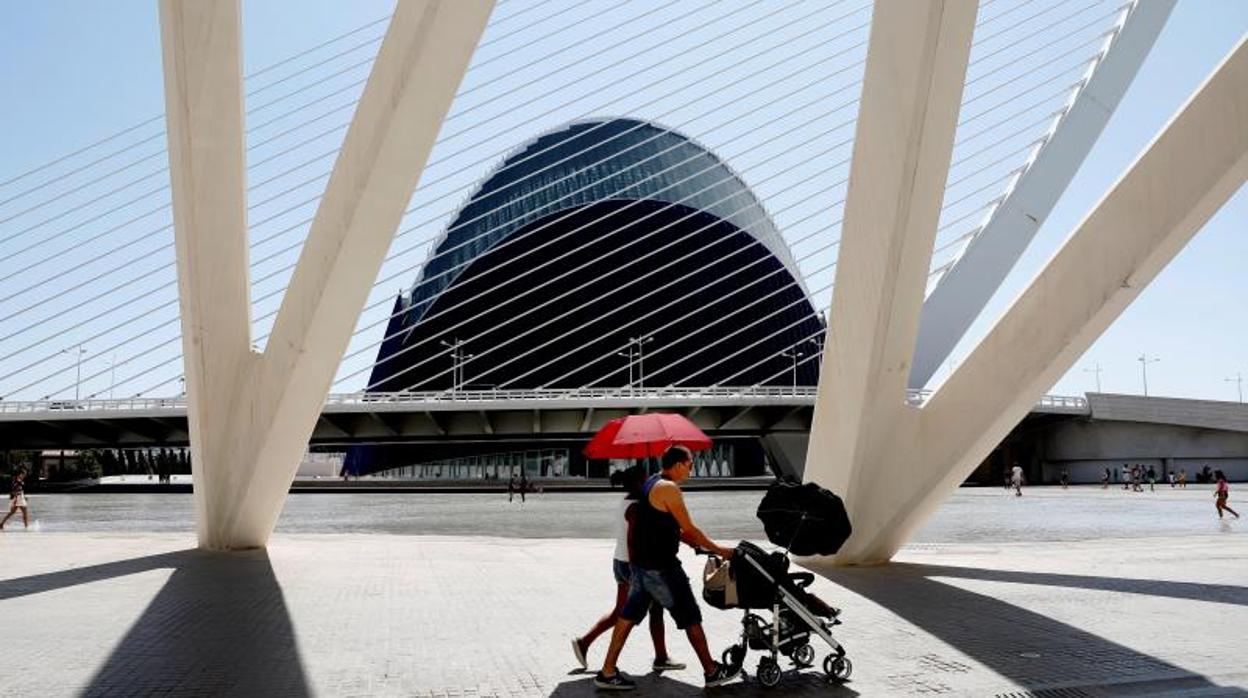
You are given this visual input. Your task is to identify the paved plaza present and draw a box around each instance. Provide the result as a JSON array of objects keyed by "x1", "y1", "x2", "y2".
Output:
[{"x1": 1, "y1": 489, "x2": 1246, "y2": 697}]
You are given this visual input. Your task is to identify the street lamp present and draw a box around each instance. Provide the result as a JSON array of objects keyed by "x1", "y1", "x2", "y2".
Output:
[
  {"x1": 807, "y1": 337, "x2": 824, "y2": 374},
  {"x1": 1083, "y1": 361, "x2": 1103, "y2": 393},
  {"x1": 1226, "y1": 372, "x2": 1243, "y2": 403},
  {"x1": 440, "y1": 338, "x2": 473, "y2": 391},
  {"x1": 62, "y1": 345, "x2": 88, "y2": 401},
  {"x1": 615, "y1": 348, "x2": 635, "y2": 387},
  {"x1": 1137, "y1": 354, "x2": 1160, "y2": 397},
  {"x1": 781, "y1": 347, "x2": 804, "y2": 390},
  {"x1": 628, "y1": 336, "x2": 654, "y2": 388}
]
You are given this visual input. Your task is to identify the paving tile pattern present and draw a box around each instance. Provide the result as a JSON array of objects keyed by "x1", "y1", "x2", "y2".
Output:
[{"x1": 0, "y1": 532, "x2": 1245, "y2": 696}]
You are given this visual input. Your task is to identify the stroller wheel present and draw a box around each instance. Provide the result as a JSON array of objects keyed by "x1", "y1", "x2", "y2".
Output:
[
  {"x1": 757, "y1": 658, "x2": 783, "y2": 688},
  {"x1": 824, "y1": 655, "x2": 852, "y2": 682},
  {"x1": 721, "y1": 644, "x2": 745, "y2": 669},
  {"x1": 793, "y1": 644, "x2": 815, "y2": 667}
]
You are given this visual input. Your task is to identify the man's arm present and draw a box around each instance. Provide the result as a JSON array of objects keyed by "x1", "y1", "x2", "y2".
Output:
[{"x1": 653, "y1": 482, "x2": 734, "y2": 558}]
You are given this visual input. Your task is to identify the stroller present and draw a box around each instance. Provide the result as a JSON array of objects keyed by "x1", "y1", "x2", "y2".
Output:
[{"x1": 700, "y1": 478, "x2": 853, "y2": 687}]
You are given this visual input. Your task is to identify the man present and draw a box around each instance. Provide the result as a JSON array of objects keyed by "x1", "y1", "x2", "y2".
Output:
[{"x1": 594, "y1": 445, "x2": 741, "y2": 690}]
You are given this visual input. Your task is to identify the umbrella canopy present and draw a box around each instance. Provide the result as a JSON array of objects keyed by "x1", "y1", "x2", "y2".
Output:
[
  {"x1": 583, "y1": 413, "x2": 712, "y2": 460},
  {"x1": 756, "y1": 478, "x2": 852, "y2": 556}
]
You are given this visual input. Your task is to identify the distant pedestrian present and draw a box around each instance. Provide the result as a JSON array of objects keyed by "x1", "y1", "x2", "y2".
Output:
[
  {"x1": 1213, "y1": 470, "x2": 1240, "y2": 520},
  {"x1": 1122, "y1": 464, "x2": 1131, "y2": 490},
  {"x1": 1147, "y1": 465, "x2": 1157, "y2": 492},
  {"x1": 1101, "y1": 468, "x2": 1110, "y2": 489},
  {"x1": 0, "y1": 471, "x2": 30, "y2": 530},
  {"x1": 520, "y1": 472, "x2": 529, "y2": 503},
  {"x1": 508, "y1": 474, "x2": 518, "y2": 502},
  {"x1": 1011, "y1": 464, "x2": 1024, "y2": 497},
  {"x1": 1179, "y1": 469, "x2": 1188, "y2": 488},
  {"x1": 1059, "y1": 468, "x2": 1070, "y2": 489},
  {"x1": 572, "y1": 465, "x2": 683, "y2": 675},
  {"x1": 1168, "y1": 471, "x2": 1177, "y2": 488}
]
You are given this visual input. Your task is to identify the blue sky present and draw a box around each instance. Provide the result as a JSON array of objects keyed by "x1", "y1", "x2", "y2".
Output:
[{"x1": 0, "y1": 2, "x2": 1244, "y2": 401}]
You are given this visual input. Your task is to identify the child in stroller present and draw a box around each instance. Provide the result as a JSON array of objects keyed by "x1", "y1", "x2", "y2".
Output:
[
  {"x1": 702, "y1": 542, "x2": 851, "y2": 687},
  {"x1": 699, "y1": 477, "x2": 854, "y2": 687}
]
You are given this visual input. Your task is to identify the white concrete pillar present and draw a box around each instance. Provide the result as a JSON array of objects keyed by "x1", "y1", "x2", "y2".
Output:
[
  {"x1": 811, "y1": 34, "x2": 1248, "y2": 564},
  {"x1": 160, "y1": 0, "x2": 495, "y2": 549},
  {"x1": 804, "y1": 0, "x2": 978, "y2": 545},
  {"x1": 158, "y1": 0, "x2": 256, "y2": 545}
]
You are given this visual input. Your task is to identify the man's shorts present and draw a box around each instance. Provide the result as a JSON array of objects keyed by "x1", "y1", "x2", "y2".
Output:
[{"x1": 620, "y1": 563, "x2": 702, "y2": 629}]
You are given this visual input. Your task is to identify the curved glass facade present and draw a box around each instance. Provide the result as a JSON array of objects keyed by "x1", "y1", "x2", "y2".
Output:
[{"x1": 367, "y1": 117, "x2": 823, "y2": 394}]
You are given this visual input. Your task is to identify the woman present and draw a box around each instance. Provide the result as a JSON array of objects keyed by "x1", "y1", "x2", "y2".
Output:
[
  {"x1": 1213, "y1": 470, "x2": 1240, "y2": 520},
  {"x1": 571, "y1": 465, "x2": 683, "y2": 673},
  {"x1": 0, "y1": 470, "x2": 31, "y2": 530}
]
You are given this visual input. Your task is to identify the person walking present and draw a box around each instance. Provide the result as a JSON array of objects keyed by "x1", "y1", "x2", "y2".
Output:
[
  {"x1": 1147, "y1": 465, "x2": 1157, "y2": 492},
  {"x1": 572, "y1": 466, "x2": 683, "y2": 675},
  {"x1": 1060, "y1": 468, "x2": 1070, "y2": 489},
  {"x1": 1101, "y1": 467, "x2": 1110, "y2": 489},
  {"x1": 1011, "y1": 464, "x2": 1024, "y2": 497},
  {"x1": 594, "y1": 446, "x2": 741, "y2": 690},
  {"x1": 508, "y1": 473, "x2": 517, "y2": 502},
  {"x1": 0, "y1": 470, "x2": 31, "y2": 530},
  {"x1": 1213, "y1": 470, "x2": 1240, "y2": 519},
  {"x1": 1179, "y1": 469, "x2": 1188, "y2": 488},
  {"x1": 1122, "y1": 464, "x2": 1131, "y2": 490},
  {"x1": 519, "y1": 471, "x2": 528, "y2": 503}
]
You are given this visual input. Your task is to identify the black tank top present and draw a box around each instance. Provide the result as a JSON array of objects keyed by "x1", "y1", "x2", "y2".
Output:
[{"x1": 631, "y1": 475, "x2": 681, "y2": 569}]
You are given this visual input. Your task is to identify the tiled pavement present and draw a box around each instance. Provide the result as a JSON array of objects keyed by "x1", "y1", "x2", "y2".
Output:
[{"x1": 0, "y1": 532, "x2": 1245, "y2": 696}]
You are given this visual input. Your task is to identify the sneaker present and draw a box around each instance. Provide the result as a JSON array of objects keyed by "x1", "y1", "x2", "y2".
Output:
[
  {"x1": 571, "y1": 638, "x2": 587, "y2": 670},
  {"x1": 593, "y1": 671, "x2": 636, "y2": 690},
  {"x1": 704, "y1": 662, "x2": 743, "y2": 688},
  {"x1": 652, "y1": 656, "x2": 687, "y2": 671}
]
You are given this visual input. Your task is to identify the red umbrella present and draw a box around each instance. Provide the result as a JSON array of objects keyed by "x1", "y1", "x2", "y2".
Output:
[{"x1": 583, "y1": 413, "x2": 712, "y2": 459}]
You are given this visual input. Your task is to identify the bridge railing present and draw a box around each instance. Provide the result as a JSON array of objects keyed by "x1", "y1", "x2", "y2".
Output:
[
  {"x1": 0, "y1": 386, "x2": 1089, "y2": 414},
  {"x1": 324, "y1": 385, "x2": 820, "y2": 405}
]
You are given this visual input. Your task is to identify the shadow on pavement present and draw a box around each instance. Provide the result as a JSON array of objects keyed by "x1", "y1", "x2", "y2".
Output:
[
  {"x1": 903, "y1": 563, "x2": 1248, "y2": 607},
  {"x1": 550, "y1": 671, "x2": 860, "y2": 696},
  {"x1": 823, "y1": 562, "x2": 1247, "y2": 696},
  {"x1": 0, "y1": 549, "x2": 310, "y2": 697}
]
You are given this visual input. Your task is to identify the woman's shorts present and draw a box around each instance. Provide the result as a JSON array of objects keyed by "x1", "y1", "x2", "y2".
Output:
[
  {"x1": 612, "y1": 559, "x2": 631, "y2": 585},
  {"x1": 11, "y1": 494, "x2": 27, "y2": 508}
]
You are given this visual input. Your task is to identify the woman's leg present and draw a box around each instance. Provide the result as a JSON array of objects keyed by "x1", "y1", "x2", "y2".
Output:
[
  {"x1": 19, "y1": 505, "x2": 28, "y2": 527},
  {"x1": 579, "y1": 583, "x2": 630, "y2": 653},
  {"x1": 0, "y1": 502, "x2": 15, "y2": 529},
  {"x1": 648, "y1": 605, "x2": 669, "y2": 661}
]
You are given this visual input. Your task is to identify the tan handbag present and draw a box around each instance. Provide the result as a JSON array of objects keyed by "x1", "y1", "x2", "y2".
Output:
[{"x1": 702, "y1": 554, "x2": 738, "y2": 609}]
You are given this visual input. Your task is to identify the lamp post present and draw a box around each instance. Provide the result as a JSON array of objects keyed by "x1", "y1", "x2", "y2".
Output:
[
  {"x1": 615, "y1": 348, "x2": 634, "y2": 387},
  {"x1": 1137, "y1": 354, "x2": 1160, "y2": 397},
  {"x1": 807, "y1": 336, "x2": 824, "y2": 375},
  {"x1": 629, "y1": 336, "x2": 653, "y2": 388},
  {"x1": 1226, "y1": 372, "x2": 1243, "y2": 403},
  {"x1": 1083, "y1": 361, "x2": 1103, "y2": 393},
  {"x1": 62, "y1": 345, "x2": 88, "y2": 400},
  {"x1": 781, "y1": 347, "x2": 804, "y2": 390},
  {"x1": 440, "y1": 338, "x2": 473, "y2": 391}
]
